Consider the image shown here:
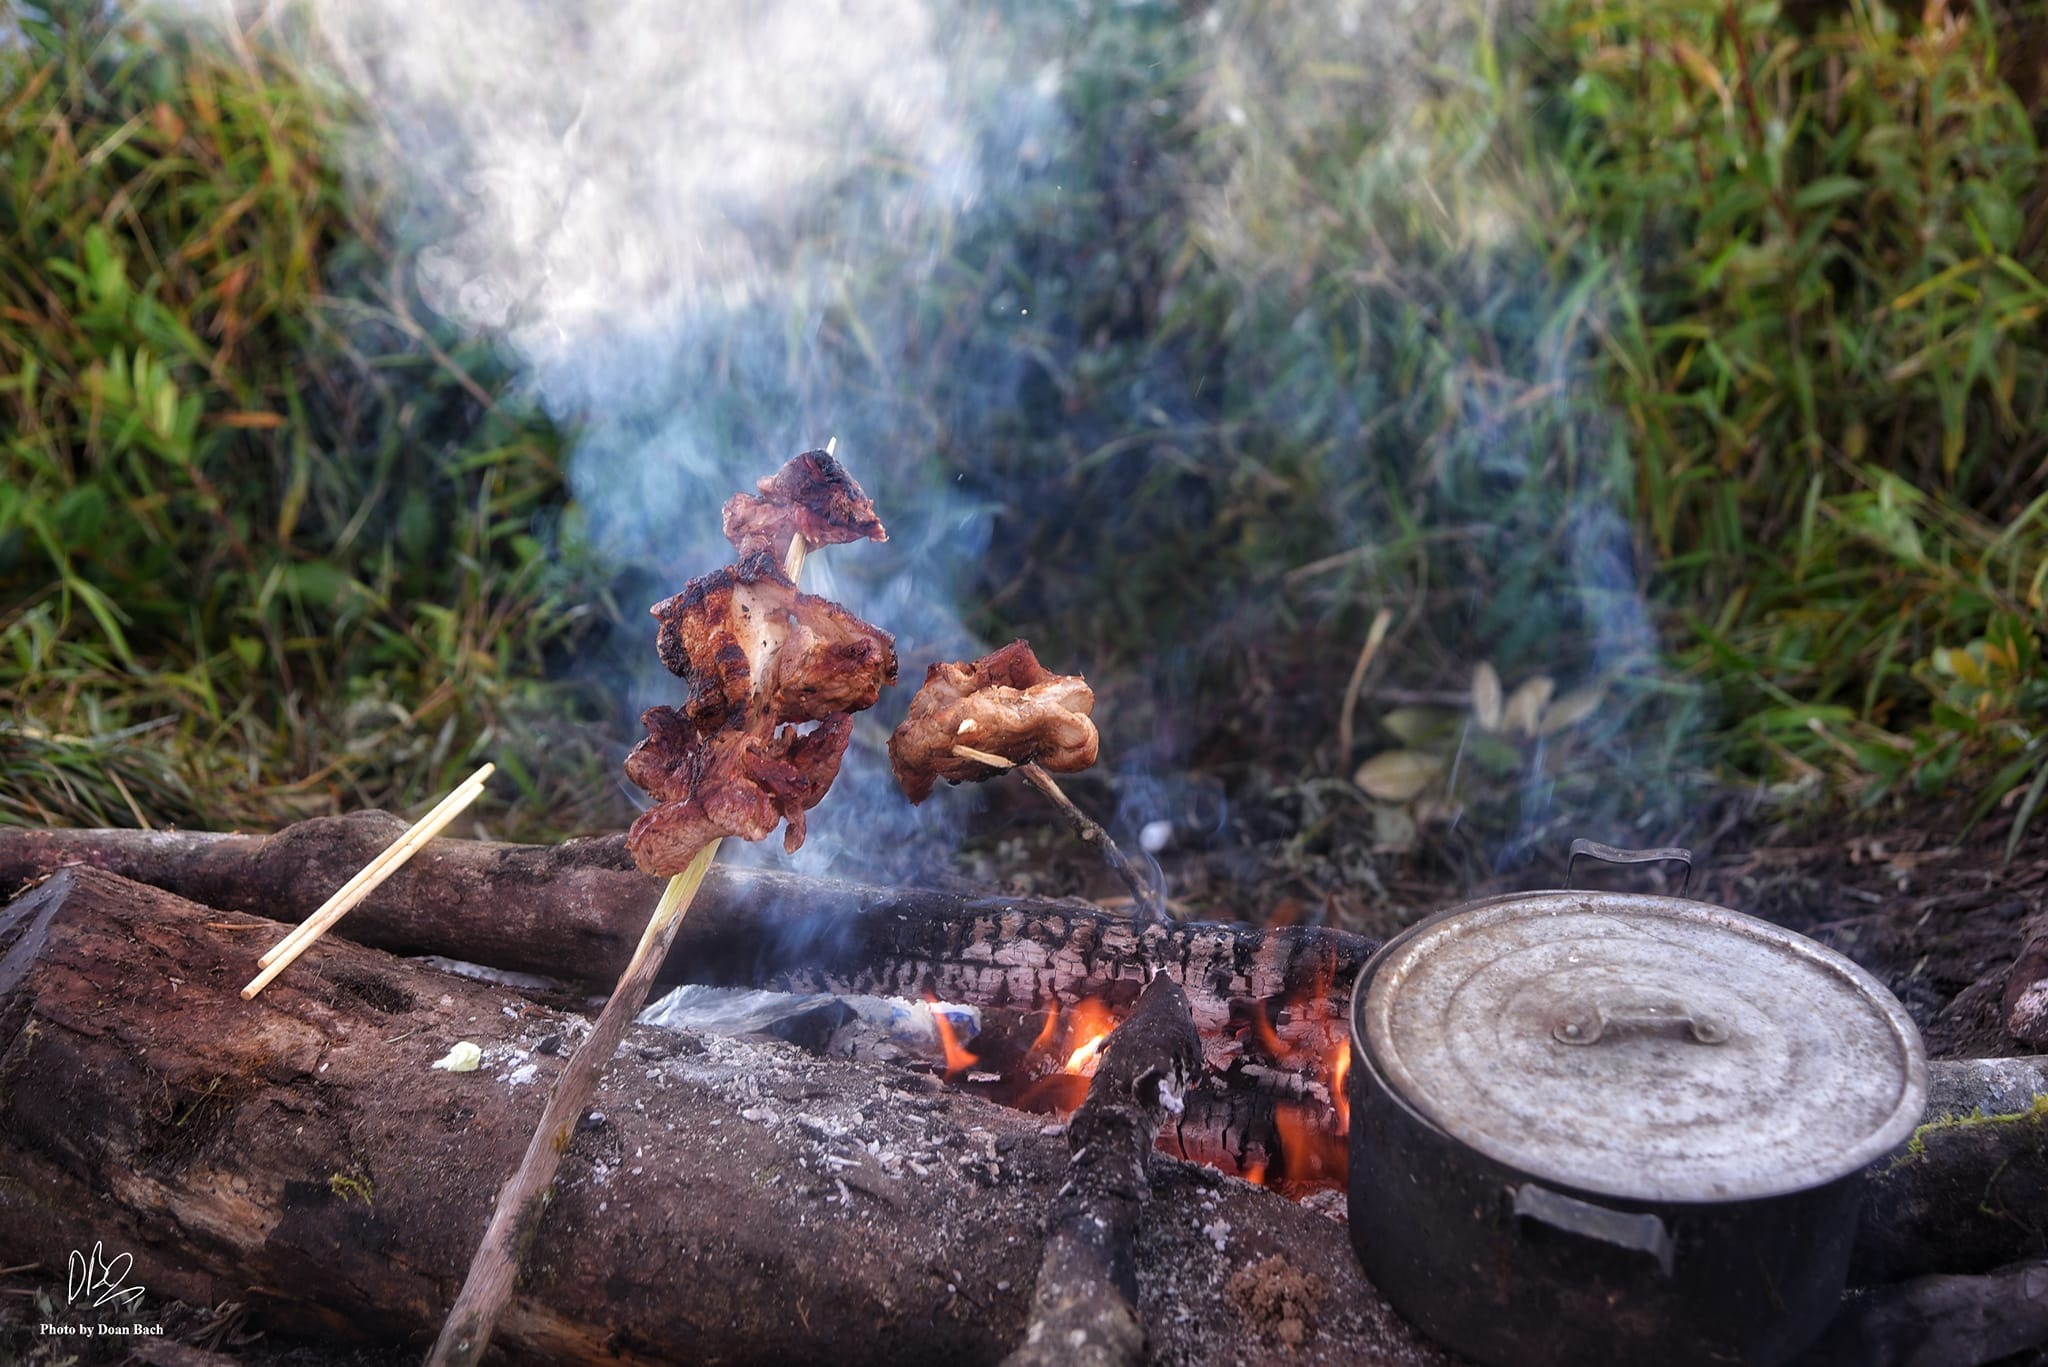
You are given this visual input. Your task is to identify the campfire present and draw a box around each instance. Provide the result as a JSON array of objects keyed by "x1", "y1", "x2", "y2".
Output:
[{"x1": 1, "y1": 452, "x2": 2045, "y2": 1365}]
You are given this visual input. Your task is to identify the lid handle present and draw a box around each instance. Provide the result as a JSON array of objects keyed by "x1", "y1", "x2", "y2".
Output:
[
  {"x1": 1553, "y1": 999, "x2": 1728, "y2": 1047},
  {"x1": 1566, "y1": 838, "x2": 1693, "y2": 895}
]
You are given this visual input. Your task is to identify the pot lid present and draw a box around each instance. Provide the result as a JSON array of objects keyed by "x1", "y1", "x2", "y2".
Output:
[{"x1": 1357, "y1": 891, "x2": 1927, "y2": 1203}]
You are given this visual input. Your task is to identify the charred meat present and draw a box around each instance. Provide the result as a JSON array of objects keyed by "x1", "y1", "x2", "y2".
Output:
[
  {"x1": 649, "y1": 549, "x2": 897, "y2": 733},
  {"x1": 625, "y1": 708, "x2": 854, "y2": 866},
  {"x1": 888, "y1": 640, "x2": 1099, "y2": 804},
  {"x1": 723, "y1": 450, "x2": 888, "y2": 560},
  {"x1": 626, "y1": 452, "x2": 897, "y2": 876}
]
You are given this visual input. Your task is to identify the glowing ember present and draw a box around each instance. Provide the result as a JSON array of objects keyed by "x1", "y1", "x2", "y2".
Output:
[
  {"x1": 928, "y1": 999, "x2": 978, "y2": 1079},
  {"x1": 1247, "y1": 1000, "x2": 1294, "y2": 1062},
  {"x1": 1271, "y1": 1102, "x2": 1346, "y2": 1187}
]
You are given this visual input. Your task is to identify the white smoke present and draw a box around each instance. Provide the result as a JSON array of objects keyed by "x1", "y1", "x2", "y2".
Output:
[
  {"x1": 291, "y1": 0, "x2": 1055, "y2": 875},
  {"x1": 317, "y1": 0, "x2": 978, "y2": 396}
]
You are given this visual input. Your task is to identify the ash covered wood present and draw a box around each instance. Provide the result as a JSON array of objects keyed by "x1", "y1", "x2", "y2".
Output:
[
  {"x1": 1008, "y1": 975, "x2": 1201, "y2": 1367},
  {"x1": 1807, "y1": 1259, "x2": 2048, "y2": 1367},
  {"x1": 0, "y1": 867, "x2": 1444, "y2": 1366}
]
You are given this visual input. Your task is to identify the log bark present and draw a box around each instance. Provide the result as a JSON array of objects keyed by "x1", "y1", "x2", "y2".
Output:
[
  {"x1": 0, "y1": 818, "x2": 1369, "y2": 1049},
  {"x1": 1854, "y1": 1058, "x2": 2048, "y2": 1286},
  {"x1": 0, "y1": 867, "x2": 1445, "y2": 1367},
  {"x1": 1806, "y1": 1260, "x2": 2048, "y2": 1367},
  {"x1": 2003, "y1": 912, "x2": 2048, "y2": 1046},
  {"x1": 1007, "y1": 975, "x2": 1201, "y2": 1367}
]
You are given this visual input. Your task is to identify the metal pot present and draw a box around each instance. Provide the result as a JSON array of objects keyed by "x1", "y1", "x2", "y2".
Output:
[{"x1": 1346, "y1": 841, "x2": 1927, "y2": 1367}]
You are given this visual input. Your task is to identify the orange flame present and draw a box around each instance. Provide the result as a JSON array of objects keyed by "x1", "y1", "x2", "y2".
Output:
[
  {"x1": 1028, "y1": 1004, "x2": 1061, "y2": 1057},
  {"x1": 1272, "y1": 1102, "x2": 1347, "y2": 1187},
  {"x1": 1331, "y1": 1040, "x2": 1352, "y2": 1136},
  {"x1": 928, "y1": 1000, "x2": 978, "y2": 1079},
  {"x1": 1061, "y1": 998, "x2": 1116, "y2": 1076},
  {"x1": 1247, "y1": 1000, "x2": 1294, "y2": 1062}
]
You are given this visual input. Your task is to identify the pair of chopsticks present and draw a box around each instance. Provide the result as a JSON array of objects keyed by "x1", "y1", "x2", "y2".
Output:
[{"x1": 241, "y1": 762, "x2": 495, "y2": 1000}]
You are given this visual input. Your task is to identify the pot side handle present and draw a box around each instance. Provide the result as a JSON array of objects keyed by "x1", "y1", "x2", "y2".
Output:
[
  {"x1": 1510, "y1": 1182, "x2": 1676, "y2": 1279},
  {"x1": 1566, "y1": 838, "x2": 1693, "y2": 896}
]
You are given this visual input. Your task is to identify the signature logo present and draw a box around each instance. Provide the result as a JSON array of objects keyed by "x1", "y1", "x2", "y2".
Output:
[{"x1": 67, "y1": 1242, "x2": 144, "y2": 1312}]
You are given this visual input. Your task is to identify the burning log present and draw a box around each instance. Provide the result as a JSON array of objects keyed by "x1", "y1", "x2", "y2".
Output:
[
  {"x1": 0, "y1": 818, "x2": 1368, "y2": 1045},
  {"x1": 1008, "y1": 974, "x2": 1201, "y2": 1367},
  {"x1": 0, "y1": 867, "x2": 1448, "y2": 1366}
]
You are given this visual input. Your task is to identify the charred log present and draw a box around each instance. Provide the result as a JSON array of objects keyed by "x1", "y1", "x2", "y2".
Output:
[
  {"x1": 0, "y1": 816, "x2": 1368, "y2": 1050},
  {"x1": 0, "y1": 868, "x2": 1444, "y2": 1367},
  {"x1": 1007, "y1": 975, "x2": 1201, "y2": 1367}
]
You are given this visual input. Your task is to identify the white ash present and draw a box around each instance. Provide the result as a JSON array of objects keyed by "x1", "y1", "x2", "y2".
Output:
[
  {"x1": 639, "y1": 984, "x2": 982, "y2": 1066},
  {"x1": 415, "y1": 955, "x2": 565, "y2": 992}
]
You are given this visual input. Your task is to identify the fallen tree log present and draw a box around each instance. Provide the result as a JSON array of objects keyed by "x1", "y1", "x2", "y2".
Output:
[
  {"x1": 1855, "y1": 1057, "x2": 2048, "y2": 1286},
  {"x1": 1807, "y1": 1260, "x2": 2048, "y2": 1367},
  {"x1": 0, "y1": 817, "x2": 1368, "y2": 1056},
  {"x1": 0, "y1": 867, "x2": 1443, "y2": 1367},
  {"x1": 1007, "y1": 974, "x2": 1201, "y2": 1367}
]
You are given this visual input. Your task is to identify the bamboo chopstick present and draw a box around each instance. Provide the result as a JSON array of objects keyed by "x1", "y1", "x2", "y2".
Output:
[{"x1": 241, "y1": 761, "x2": 494, "y2": 999}]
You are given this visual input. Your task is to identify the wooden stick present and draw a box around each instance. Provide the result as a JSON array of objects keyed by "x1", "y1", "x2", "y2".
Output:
[
  {"x1": 424, "y1": 844, "x2": 715, "y2": 1367},
  {"x1": 1004, "y1": 758, "x2": 1170, "y2": 927},
  {"x1": 242, "y1": 765, "x2": 492, "y2": 999},
  {"x1": 258, "y1": 762, "x2": 496, "y2": 968},
  {"x1": 252, "y1": 769, "x2": 489, "y2": 974},
  {"x1": 428, "y1": 512, "x2": 819, "y2": 1367}
]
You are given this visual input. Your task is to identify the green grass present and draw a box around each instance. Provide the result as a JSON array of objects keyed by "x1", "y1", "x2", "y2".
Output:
[
  {"x1": 1, "y1": 8, "x2": 614, "y2": 835},
  {"x1": 2, "y1": 0, "x2": 2043, "y2": 862}
]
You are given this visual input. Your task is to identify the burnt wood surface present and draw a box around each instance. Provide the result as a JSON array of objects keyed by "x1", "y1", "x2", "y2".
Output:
[
  {"x1": 0, "y1": 867, "x2": 1444, "y2": 1367},
  {"x1": 0, "y1": 817, "x2": 1370, "y2": 1049},
  {"x1": 1007, "y1": 975, "x2": 1202, "y2": 1367}
]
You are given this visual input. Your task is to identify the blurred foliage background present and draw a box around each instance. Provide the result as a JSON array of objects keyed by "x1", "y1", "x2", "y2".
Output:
[{"x1": 2, "y1": 0, "x2": 2044, "y2": 882}]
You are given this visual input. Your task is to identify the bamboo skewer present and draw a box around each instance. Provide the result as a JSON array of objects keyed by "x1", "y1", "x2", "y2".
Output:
[
  {"x1": 242, "y1": 762, "x2": 494, "y2": 999},
  {"x1": 257, "y1": 762, "x2": 495, "y2": 969},
  {"x1": 428, "y1": 495, "x2": 823, "y2": 1367}
]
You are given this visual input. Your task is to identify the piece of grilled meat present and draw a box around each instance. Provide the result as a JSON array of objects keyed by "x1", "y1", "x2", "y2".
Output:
[
  {"x1": 888, "y1": 640, "x2": 1098, "y2": 804},
  {"x1": 625, "y1": 453, "x2": 897, "y2": 876},
  {"x1": 723, "y1": 449, "x2": 887, "y2": 561},
  {"x1": 625, "y1": 708, "x2": 854, "y2": 861},
  {"x1": 649, "y1": 550, "x2": 897, "y2": 734}
]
